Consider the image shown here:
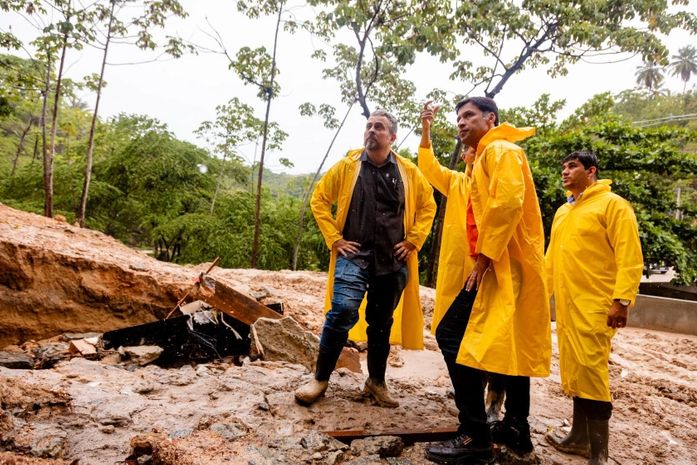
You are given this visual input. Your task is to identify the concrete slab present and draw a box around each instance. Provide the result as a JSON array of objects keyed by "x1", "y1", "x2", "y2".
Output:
[{"x1": 629, "y1": 295, "x2": 697, "y2": 335}]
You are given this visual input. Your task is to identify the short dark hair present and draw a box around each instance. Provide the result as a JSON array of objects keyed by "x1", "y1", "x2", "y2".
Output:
[
  {"x1": 370, "y1": 109, "x2": 398, "y2": 135},
  {"x1": 562, "y1": 151, "x2": 600, "y2": 177},
  {"x1": 455, "y1": 97, "x2": 499, "y2": 126}
]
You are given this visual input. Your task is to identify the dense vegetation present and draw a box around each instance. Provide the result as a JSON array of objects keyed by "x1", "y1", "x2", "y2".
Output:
[{"x1": 1, "y1": 1, "x2": 696, "y2": 285}]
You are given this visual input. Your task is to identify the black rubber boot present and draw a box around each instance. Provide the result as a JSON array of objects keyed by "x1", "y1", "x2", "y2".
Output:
[
  {"x1": 545, "y1": 397, "x2": 590, "y2": 458},
  {"x1": 587, "y1": 418, "x2": 609, "y2": 465},
  {"x1": 490, "y1": 416, "x2": 533, "y2": 455},
  {"x1": 314, "y1": 344, "x2": 343, "y2": 382}
]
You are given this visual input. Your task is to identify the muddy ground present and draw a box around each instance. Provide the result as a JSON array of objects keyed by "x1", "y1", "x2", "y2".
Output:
[
  {"x1": 1, "y1": 318, "x2": 695, "y2": 464},
  {"x1": 0, "y1": 205, "x2": 696, "y2": 464}
]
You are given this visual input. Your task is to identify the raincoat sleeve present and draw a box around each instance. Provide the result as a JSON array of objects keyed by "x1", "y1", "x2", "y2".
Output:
[
  {"x1": 476, "y1": 147, "x2": 525, "y2": 261},
  {"x1": 310, "y1": 163, "x2": 344, "y2": 250},
  {"x1": 406, "y1": 169, "x2": 436, "y2": 251},
  {"x1": 417, "y1": 146, "x2": 454, "y2": 196},
  {"x1": 606, "y1": 198, "x2": 644, "y2": 304}
]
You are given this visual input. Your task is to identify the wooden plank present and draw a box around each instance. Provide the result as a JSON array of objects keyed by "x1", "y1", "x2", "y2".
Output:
[
  {"x1": 194, "y1": 275, "x2": 282, "y2": 325},
  {"x1": 325, "y1": 427, "x2": 459, "y2": 445}
]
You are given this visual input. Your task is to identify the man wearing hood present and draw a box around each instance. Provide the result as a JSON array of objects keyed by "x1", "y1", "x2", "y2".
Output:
[
  {"x1": 423, "y1": 97, "x2": 551, "y2": 465},
  {"x1": 545, "y1": 152, "x2": 643, "y2": 465},
  {"x1": 295, "y1": 109, "x2": 436, "y2": 408}
]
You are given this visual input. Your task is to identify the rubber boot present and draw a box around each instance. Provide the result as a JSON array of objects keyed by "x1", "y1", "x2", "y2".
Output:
[
  {"x1": 294, "y1": 348, "x2": 339, "y2": 406},
  {"x1": 587, "y1": 418, "x2": 609, "y2": 465},
  {"x1": 363, "y1": 377, "x2": 399, "y2": 408},
  {"x1": 546, "y1": 397, "x2": 590, "y2": 458},
  {"x1": 491, "y1": 416, "x2": 533, "y2": 455}
]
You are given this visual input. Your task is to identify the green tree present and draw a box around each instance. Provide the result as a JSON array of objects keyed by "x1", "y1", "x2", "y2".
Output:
[
  {"x1": 670, "y1": 45, "x2": 697, "y2": 93},
  {"x1": 78, "y1": 0, "x2": 190, "y2": 227},
  {"x1": 445, "y1": 0, "x2": 696, "y2": 98},
  {"x1": 635, "y1": 60, "x2": 666, "y2": 96}
]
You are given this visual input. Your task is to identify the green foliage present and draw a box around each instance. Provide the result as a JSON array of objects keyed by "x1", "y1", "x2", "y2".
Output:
[
  {"x1": 446, "y1": 0, "x2": 697, "y2": 97},
  {"x1": 524, "y1": 120, "x2": 697, "y2": 285}
]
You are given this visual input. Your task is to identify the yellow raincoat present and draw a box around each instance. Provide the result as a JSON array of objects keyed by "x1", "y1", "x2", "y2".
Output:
[
  {"x1": 456, "y1": 124, "x2": 551, "y2": 378},
  {"x1": 546, "y1": 179, "x2": 643, "y2": 401},
  {"x1": 311, "y1": 148, "x2": 436, "y2": 349},
  {"x1": 417, "y1": 145, "x2": 476, "y2": 332}
]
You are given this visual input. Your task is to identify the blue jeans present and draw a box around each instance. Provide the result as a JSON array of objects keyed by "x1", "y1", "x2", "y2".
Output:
[{"x1": 316, "y1": 257, "x2": 408, "y2": 381}]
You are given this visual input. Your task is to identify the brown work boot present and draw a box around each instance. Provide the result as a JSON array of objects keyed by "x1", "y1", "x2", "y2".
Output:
[
  {"x1": 363, "y1": 377, "x2": 399, "y2": 408},
  {"x1": 294, "y1": 379, "x2": 328, "y2": 406}
]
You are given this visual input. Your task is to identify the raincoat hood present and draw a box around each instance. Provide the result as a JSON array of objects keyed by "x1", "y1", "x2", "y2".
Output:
[
  {"x1": 565, "y1": 179, "x2": 612, "y2": 200},
  {"x1": 476, "y1": 123, "x2": 535, "y2": 157}
]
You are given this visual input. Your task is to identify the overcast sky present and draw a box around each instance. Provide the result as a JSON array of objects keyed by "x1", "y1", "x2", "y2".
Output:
[{"x1": 3, "y1": 1, "x2": 695, "y2": 174}]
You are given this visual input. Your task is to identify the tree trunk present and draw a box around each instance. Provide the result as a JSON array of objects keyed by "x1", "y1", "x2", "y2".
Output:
[
  {"x1": 250, "y1": 0, "x2": 284, "y2": 268},
  {"x1": 10, "y1": 117, "x2": 33, "y2": 176},
  {"x1": 78, "y1": 0, "x2": 115, "y2": 227},
  {"x1": 291, "y1": 101, "x2": 355, "y2": 270},
  {"x1": 426, "y1": 139, "x2": 462, "y2": 287},
  {"x1": 210, "y1": 153, "x2": 227, "y2": 214},
  {"x1": 31, "y1": 133, "x2": 39, "y2": 165},
  {"x1": 40, "y1": 57, "x2": 52, "y2": 216},
  {"x1": 46, "y1": 26, "x2": 70, "y2": 218}
]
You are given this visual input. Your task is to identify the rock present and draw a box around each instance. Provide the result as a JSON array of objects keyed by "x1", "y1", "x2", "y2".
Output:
[
  {"x1": 250, "y1": 317, "x2": 318, "y2": 371},
  {"x1": 69, "y1": 339, "x2": 97, "y2": 357},
  {"x1": 169, "y1": 428, "x2": 193, "y2": 439},
  {"x1": 343, "y1": 454, "x2": 383, "y2": 465},
  {"x1": 0, "y1": 350, "x2": 33, "y2": 369},
  {"x1": 31, "y1": 432, "x2": 67, "y2": 458},
  {"x1": 350, "y1": 436, "x2": 404, "y2": 458},
  {"x1": 250, "y1": 317, "x2": 361, "y2": 373},
  {"x1": 299, "y1": 431, "x2": 348, "y2": 452},
  {"x1": 496, "y1": 447, "x2": 541, "y2": 465},
  {"x1": 123, "y1": 345, "x2": 163, "y2": 366},
  {"x1": 33, "y1": 341, "x2": 70, "y2": 369},
  {"x1": 62, "y1": 332, "x2": 102, "y2": 341},
  {"x1": 337, "y1": 347, "x2": 361, "y2": 373},
  {"x1": 100, "y1": 352, "x2": 121, "y2": 365},
  {"x1": 209, "y1": 421, "x2": 247, "y2": 441},
  {"x1": 386, "y1": 458, "x2": 413, "y2": 465}
]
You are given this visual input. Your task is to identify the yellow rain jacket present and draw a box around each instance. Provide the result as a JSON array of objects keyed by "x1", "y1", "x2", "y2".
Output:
[
  {"x1": 456, "y1": 124, "x2": 551, "y2": 378},
  {"x1": 311, "y1": 148, "x2": 436, "y2": 349},
  {"x1": 417, "y1": 145, "x2": 476, "y2": 332},
  {"x1": 546, "y1": 179, "x2": 643, "y2": 401}
]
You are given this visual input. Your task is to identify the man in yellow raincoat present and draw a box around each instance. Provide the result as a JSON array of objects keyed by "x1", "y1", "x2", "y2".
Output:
[
  {"x1": 424, "y1": 97, "x2": 551, "y2": 465},
  {"x1": 294, "y1": 109, "x2": 436, "y2": 408},
  {"x1": 545, "y1": 151, "x2": 643, "y2": 465}
]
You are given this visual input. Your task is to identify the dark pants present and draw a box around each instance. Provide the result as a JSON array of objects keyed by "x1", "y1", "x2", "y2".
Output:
[
  {"x1": 435, "y1": 287, "x2": 531, "y2": 443},
  {"x1": 576, "y1": 397, "x2": 612, "y2": 420},
  {"x1": 316, "y1": 257, "x2": 408, "y2": 382}
]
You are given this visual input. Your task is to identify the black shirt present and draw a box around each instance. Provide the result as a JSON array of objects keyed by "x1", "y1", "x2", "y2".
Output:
[{"x1": 342, "y1": 151, "x2": 405, "y2": 275}]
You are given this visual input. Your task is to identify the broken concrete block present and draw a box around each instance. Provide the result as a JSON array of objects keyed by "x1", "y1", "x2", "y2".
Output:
[
  {"x1": 123, "y1": 345, "x2": 163, "y2": 366},
  {"x1": 69, "y1": 339, "x2": 97, "y2": 357},
  {"x1": 0, "y1": 350, "x2": 33, "y2": 369},
  {"x1": 250, "y1": 317, "x2": 316, "y2": 370},
  {"x1": 250, "y1": 317, "x2": 361, "y2": 374}
]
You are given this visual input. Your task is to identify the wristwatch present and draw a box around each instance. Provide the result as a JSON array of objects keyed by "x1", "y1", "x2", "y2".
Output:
[{"x1": 615, "y1": 299, "x2": 631, "y2": 307}]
